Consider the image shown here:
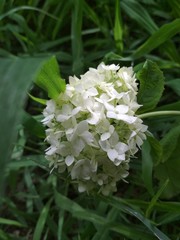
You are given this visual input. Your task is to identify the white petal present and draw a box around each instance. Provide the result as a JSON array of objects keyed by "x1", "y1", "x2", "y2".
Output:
[
  {"x1": 100, "y1": 62, "x2": 119, "y2": 71},
  {"x1": 97, "y1": 179, "x2": 103, "y2": 186},
  {"x1": 136, "y1": 136, "x2": 143, "y2": 147},
  {"x1": 87, "y1": 113, "x2": 100, "y2": 125},
  {"x1": 78, "y1": 183, "x2": 86, "y2": 192},
  {"x1": 115, "y1": 142, "x2": 129, "y2": 154},
  {"x1": 87, "y1": 87, "x2": 98, "y2": 96},
  {"x1": 42, "y1": 114, "x2": 54, "y2": 124},
  {"x1": 101, "y1": 132, "x2": 111, "y2": 141},
  {"x1": 117, "y1": 154, "x2": 125, "y2": 161},
  {"x1": 76, "y1": 121, "x2": 89, "y2": 135},
  {"x1": 107, "y1": 149, "x2": 118, "y2": 161},
  {"x1": 72, "y1": 139, "x2": 85, "y2": 156},
  {"x1": 99, "y1": 140, "x2": 110, "y2": 152},
  {"x1": 45, "y1": 146, "x2": 57, "y2": 155},
  {"x1": 81, "y1": 131, "x2": 94, "y2": 144},
  {"x1": 56, "y1": 114, "x2": 70, "y2": 122},
  {"x1": 72, "y1": 106, "x2": 81, "y2": 115},
  {"x1": 65, "y1": 155, "x2": 74, "y2": 166},
  {"x1": 107, "y1": 111, "x2": 117, "y2": 119},
  {"x1": 116, "y1": 105, "x2": 129, "y2": 114},
  {"x1": 117, "y1": 114, "x2": 137, "y2": 124}
]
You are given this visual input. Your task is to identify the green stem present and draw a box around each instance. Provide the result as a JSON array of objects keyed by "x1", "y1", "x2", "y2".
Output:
[{"x1": 138, "y1": 111, "x2": 180, "y2": 119}]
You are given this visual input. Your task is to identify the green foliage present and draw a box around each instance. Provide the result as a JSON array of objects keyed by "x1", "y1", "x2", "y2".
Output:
[
  {"x1": 155, "y1": 126, "x2": 180, "y2": 198},
  {"x1": 0, "y1": 0, "x2": 180, "y2": 239},
  {"x1": 0, "y1": 57, "x2": 47, "y2": 193},
  {"x1": 137, "y1": 60, "x2": 164, "y2": 113},
  {"x1": 166, "y1": 78, "x2": 180, "y2": 96},
  {"x1": 142, "y1": 140, "x2": 154, "y2": 195},
  {"x1": 35, "y1": 56, "x2": 66, "y2": 99}
]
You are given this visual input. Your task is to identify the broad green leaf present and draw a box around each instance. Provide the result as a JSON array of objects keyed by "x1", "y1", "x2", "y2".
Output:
[
  {"x1": 114, "y1": 0, "x2": 123, "y2": 53},
  {"x1": 166, "y1": 78, "x2": 180, "y2": 96},
  {"x1": 22, "y1": 111, "x2": 45, "y2": 138},
  {"x1": 132, "y1": 19, "x2": 180, "y2": 59},
  {"x1": 35, "y1": 56, "x2": 66, "y2": 99},
  {"x1": 155, "y1": 133, "x2": 180, "y2": 198},
  {"x1": 147, "y1": 136, "x2": 163, "y2": 166},
  {"x1": 0, "y1": 56, "x2": 48, "y2": 193},
  {"x1": 137, "y1": 60, "x2": 164, "y2": 113},
  {"x1": 142, "y1": 140, "x2": 154, "y2": 195},
  {"x1": 160, "y1": 125, "x2": 180, "y2": 163}
]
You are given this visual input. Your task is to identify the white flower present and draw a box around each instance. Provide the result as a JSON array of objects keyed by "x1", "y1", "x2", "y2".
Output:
[{"x1": 42, "y1": 62, "x2": 148, "y2": 195}]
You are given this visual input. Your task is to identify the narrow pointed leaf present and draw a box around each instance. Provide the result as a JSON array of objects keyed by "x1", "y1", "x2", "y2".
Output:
[{"x1": 132, "y1": 19, "x2": 180, "y2": 59}]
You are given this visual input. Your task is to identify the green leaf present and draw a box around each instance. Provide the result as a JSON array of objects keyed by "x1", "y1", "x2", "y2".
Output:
[
  {"x1": 55, "y1": 191, "x2": 156, "y2": 240},
  {"x1": 166, "y1": 78, "x2": 180, "y2": 96},
  {"x1": 71, "y1": 0, "x2": 84, "y2": 75},
  {"x1": 132, "y1": 19, "x2": 180, "y2": 59},
  {"x1": 160, "y1": 125, "x2": 180, "y2": 163},
  {"x1": 155, "y1": 129, "x2": 180, "y2": 198},
  {"x1": 147, "y1": 136, "x2": 163, "y2": 166},
  {"x1": 28, "y1": 93, "x2": 47, "y2": 105},
  {"x1": 137, "y1": 60, "x2": 164, "y2": 113},
  {"x1": 114, "y1": 0, "x2": 123, "y2": 53},
  {"x1": 0, "y1": 56, "x2": 48, "y2": 193},
  {"x1": 167, "y1": 0, "x2": 180, "y2": 18},
  {"x1": 22, "y1": 111, "x2": 45, "y2": 138},
  {"x1": 101, "y1": 196, "x2": 171, "y2": 240},
  {"x1": 33, "y1": 199, "x2": 52, "y2": 240},
  {"x1": 121, "y1": 0, "x2": 158, "y2": 34},
  {"x1": 35, "y1": 56, "x2": 66, "y2": 99},
  {"x1": 145, "y1": 179, "x2": 169, "y2": 218},
  {"x1": 0, "y1": 217, "x2": 25, "y2": 227},
  {"x1": 142, "y1": 140, "x2": 154, "y2": 195}
]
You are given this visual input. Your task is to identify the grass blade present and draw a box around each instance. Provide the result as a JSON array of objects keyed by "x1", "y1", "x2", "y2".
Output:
[
  {"x1": 33, "y1": 199, "x2": 52, "y2": 240},
  {"x1": 0, "y1": 217, "x2": 25, "y2": 227},
  {"x1": 142, "y1": 140, "x2": 154, "y2": 195},
  {"x1": 71, "y1": 0, "x2": 84, "y2": 75},
  {"x1": 145, "y1": 179, "x2": 169, "y2": 218},
  {"x1": 132, "y1": 19, "x2": 180, "y2": 59},
  {"x1": 101, "y1": 196, "x2": 171, "y2": 240},
  {"x1": 114, "y1": 0, "x2": 123, "y2": 53}
]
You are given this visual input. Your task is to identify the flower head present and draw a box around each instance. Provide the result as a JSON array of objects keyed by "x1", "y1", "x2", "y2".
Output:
[{"x1": 42, "y1": 62, "x2": 147, "y2": 195}]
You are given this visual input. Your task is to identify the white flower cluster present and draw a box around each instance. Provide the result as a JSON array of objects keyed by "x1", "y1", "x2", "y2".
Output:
[{"x1": 42, "y1": 63, "x2": 147, "y2": 195}]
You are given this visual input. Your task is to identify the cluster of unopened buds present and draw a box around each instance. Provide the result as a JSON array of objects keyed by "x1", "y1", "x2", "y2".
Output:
[{"x1": 42, "y1": 62, "x2": 147, "y2": 195}]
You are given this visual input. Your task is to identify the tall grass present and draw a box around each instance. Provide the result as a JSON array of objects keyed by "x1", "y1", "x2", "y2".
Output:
[{"x1": 0, "y1": 0, "x2": 180, "y2": 239}]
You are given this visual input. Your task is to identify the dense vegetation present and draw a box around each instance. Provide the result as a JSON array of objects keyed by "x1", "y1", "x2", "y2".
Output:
[{"x1": 0, "y1": 0, "x2": 180, "y2": 239}]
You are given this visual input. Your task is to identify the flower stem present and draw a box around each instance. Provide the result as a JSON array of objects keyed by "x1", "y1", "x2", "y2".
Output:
[{"x1": 138, "y1": 111, "x2": 180, "y2": 119}]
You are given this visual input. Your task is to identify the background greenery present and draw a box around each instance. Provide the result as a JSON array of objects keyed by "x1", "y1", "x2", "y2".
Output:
[{"x1": 0, "y1": 0, "x2": 180, "y2": 239}]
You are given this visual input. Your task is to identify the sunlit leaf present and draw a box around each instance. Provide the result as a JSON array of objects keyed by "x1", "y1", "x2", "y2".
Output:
[{"x1": 35, "y1": 56, "x2": 66, "y2": 99}]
